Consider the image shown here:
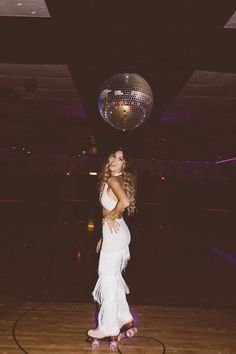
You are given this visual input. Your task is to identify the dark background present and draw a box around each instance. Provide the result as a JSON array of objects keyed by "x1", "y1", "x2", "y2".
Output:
[{"x1": 0, "y1": 0, "x2": 236, "y2": 308}]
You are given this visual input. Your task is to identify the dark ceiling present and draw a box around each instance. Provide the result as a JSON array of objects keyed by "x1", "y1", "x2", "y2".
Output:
[{"x1": 0, "y1": 0, "x2": 236, "y2": 159}]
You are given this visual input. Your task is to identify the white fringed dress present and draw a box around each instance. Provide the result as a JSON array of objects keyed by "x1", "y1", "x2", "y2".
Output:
[{"x1": 92, "y1": 183, "x2": 133, "y2": 336}]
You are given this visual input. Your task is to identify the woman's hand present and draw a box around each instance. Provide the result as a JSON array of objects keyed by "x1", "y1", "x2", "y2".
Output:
[
  {"x1": 105, "y1": 217, "x2": 120, "y2": 233},
  {"x1": 96, "y1": 238, "x2": 102, "y2": 253}
]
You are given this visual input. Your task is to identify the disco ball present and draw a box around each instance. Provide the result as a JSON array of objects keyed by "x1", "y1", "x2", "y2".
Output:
[{"x1": 98, "y1": 73, "x2": 153, "y2": 131}]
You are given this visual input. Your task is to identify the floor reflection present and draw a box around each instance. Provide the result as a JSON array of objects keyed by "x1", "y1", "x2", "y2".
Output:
[{"x1": 0, "y1": 199, "x2": 236, "y2": 307}]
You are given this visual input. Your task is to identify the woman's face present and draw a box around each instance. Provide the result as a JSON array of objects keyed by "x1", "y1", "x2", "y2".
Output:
[{"x1": 108, "y1": 150, "x2": 125, "y2": 175}]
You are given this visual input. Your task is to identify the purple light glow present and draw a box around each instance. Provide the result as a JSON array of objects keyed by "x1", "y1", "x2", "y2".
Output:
[
  {"x1": 66, "y1": 103, "x2": 87, "y2": 119},
  {"x1": 159, "y1": 159, "x2": 212, "y2": 164},
  {"x1": 130, "y1": 307, "x2": 140, "y2": 327},
  {"x1": 213, "y1": 247, "x2": 236, "y2": 266}
]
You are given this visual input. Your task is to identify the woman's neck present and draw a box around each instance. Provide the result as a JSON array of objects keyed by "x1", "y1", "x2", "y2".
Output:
[{"x1": 112, "y1": 172, "x2": 122, "y2": 176}]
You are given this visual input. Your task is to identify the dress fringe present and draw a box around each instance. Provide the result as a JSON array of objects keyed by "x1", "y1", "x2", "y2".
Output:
[
  {"x1": 92, "y1": 246, "x2": 130, "y2": 305},
  {"x1": 92, "y1": 272, "x2": 130, "y2": 305}
]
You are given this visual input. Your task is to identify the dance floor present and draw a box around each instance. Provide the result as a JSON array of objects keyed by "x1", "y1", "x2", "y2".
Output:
[
  {"x1": 1, "y1": 297, "x2": 236, "y2": 353},
  {"x1": 0, "y1": 186, "x2": 236, "y2": 353}
]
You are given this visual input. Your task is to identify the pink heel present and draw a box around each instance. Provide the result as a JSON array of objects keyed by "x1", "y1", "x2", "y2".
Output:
[{"x1": 126, "y1": 326, "x2": 138, "y2": 337}]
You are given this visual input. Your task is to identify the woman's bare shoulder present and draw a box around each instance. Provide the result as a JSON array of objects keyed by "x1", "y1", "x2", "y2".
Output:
[{"x1": 107, "y1": 176, "x2": 123, "y2": 187}]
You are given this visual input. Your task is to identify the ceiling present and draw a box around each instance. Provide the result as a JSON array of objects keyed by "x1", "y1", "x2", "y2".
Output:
[
  {"x1": 0, "y1": 0, "x2": 236, "y2": 159},
  {"x1": 0, "y1": 0, "x2": 50, "y2": 17}
]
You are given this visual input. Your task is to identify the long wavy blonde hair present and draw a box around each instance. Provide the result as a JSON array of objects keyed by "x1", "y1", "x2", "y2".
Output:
[{"x1": 98, "y1": 148, "x2": 137, "y2": 215}]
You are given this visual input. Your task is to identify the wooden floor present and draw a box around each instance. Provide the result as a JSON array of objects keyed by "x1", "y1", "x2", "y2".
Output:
[{"x1": 0, "y1": 295, "x2": 236, "y2": 354}]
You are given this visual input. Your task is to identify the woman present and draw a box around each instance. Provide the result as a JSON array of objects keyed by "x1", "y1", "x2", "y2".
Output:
[{"x1": 87, "y1": 148, "x2": 137, "y2": 348}]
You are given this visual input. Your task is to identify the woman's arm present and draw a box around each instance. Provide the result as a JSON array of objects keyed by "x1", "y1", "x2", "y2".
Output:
[{"x1": 96, "y1": 238, "x2": 102, "y2": 253}]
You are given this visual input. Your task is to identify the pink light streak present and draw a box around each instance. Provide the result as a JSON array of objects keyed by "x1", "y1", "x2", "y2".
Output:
[{"x1": 215, "y1": 157, "x2": 236, "y2": 164}]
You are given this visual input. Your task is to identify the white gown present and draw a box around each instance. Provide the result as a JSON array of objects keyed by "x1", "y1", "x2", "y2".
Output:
[{"x1": 91, "y1": 183, "x2": 133, "y2": 336}]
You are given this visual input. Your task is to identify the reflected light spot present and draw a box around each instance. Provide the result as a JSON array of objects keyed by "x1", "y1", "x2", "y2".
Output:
[
  {"x1": 87, "y1": 218, "x2": 95, "y2": 232},
  {"x1": 77, "y1": 250, "x2": 81, "y2": 265}
]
